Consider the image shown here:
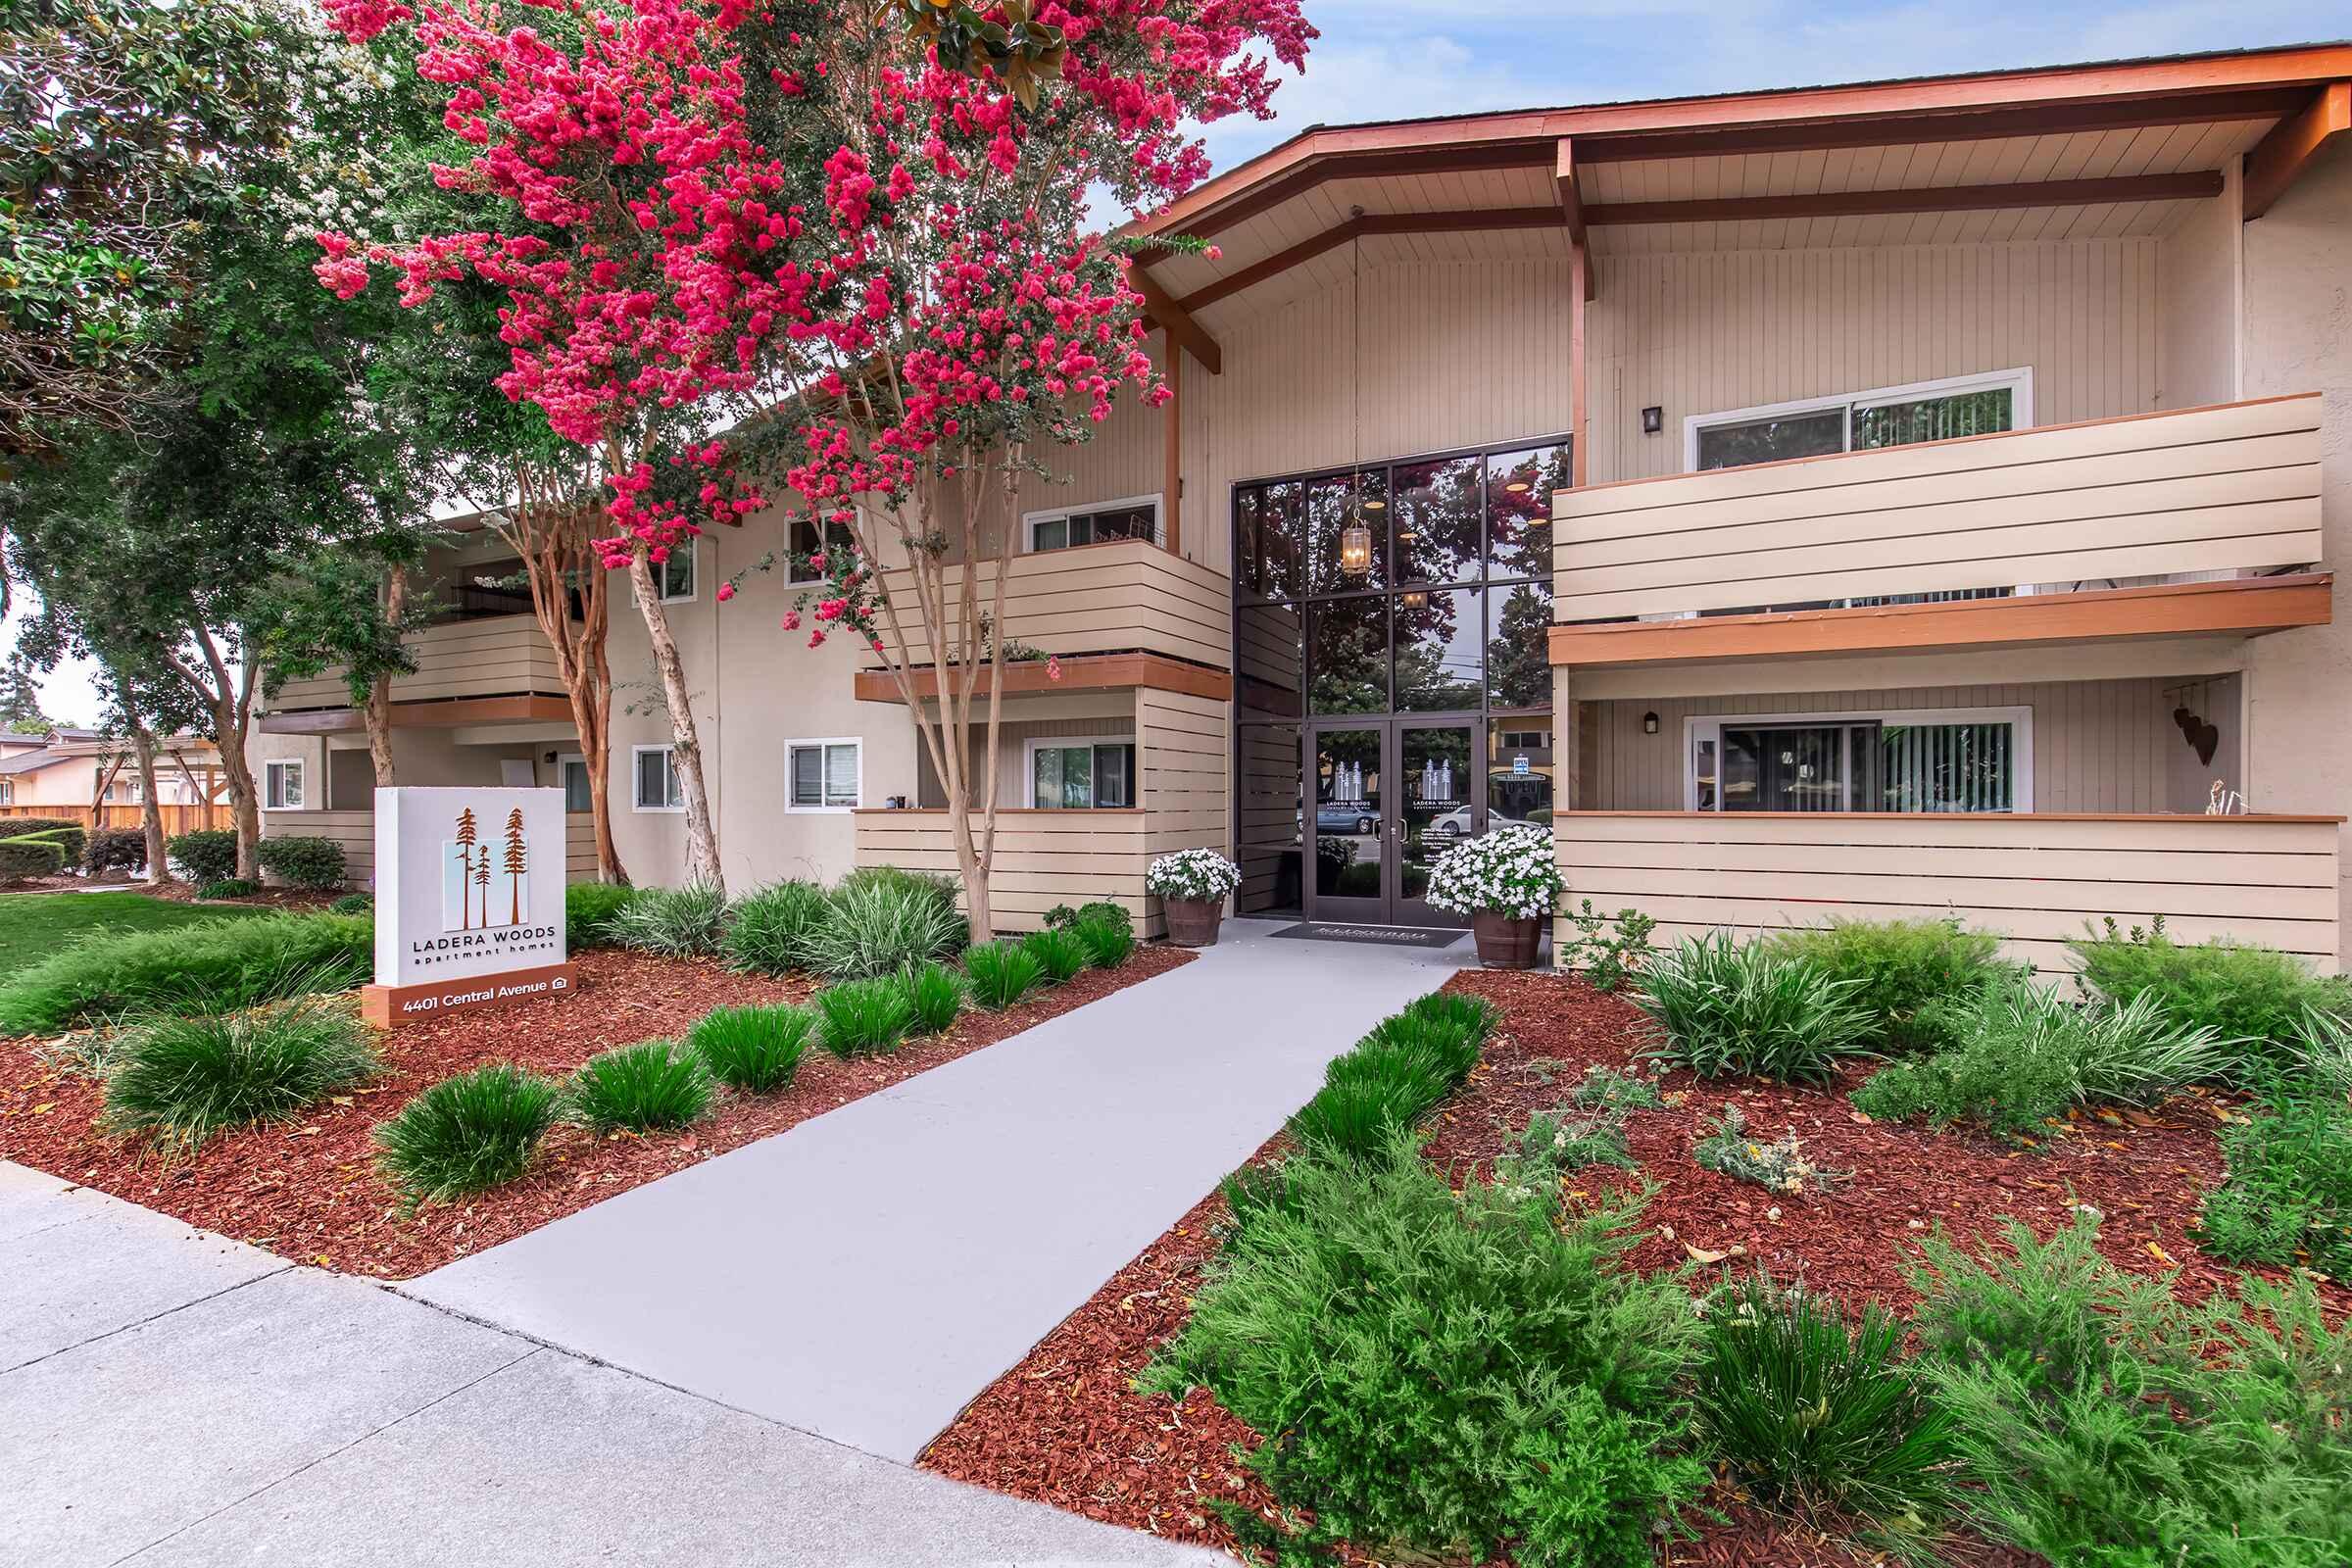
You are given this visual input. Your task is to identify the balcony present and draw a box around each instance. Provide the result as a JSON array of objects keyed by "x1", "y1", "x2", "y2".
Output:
[
  {"x1": 263, "y1": 614, "x2": 571, "y2": 731},
  {"x1": 1548, "y1": 395, "x2": 2328, "y2": 665},
  {"x1": 851, "y1": 808, "x2": 1161, "y2": 934},
  {"x1": 1554, "y1": 810, "x2": 2340, "y2": 972},
  {"x1": 858, "y1": 539, "x2": 1232, "y2": 703}
]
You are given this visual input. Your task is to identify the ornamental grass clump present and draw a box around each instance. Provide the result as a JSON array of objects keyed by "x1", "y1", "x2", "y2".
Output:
[
  {"x1": 813, "y1": 975, "x2": 915, "y2": 1057},
  {"x1": 688, "y1": 1003, "x2": 814, "y2": 1092},
  {"x1": 608, "y1": 880, "x2": 728, "y2": 958},
  {"x1": 564, "y1": 882, "x2": 639, "y2": 949},
  {"x1": 963, "y1": 940, "x2": 1044, "y2": 1010},
  {"x1": 903, "y1": 959, "x2": 968, "y2": 1034},
  {"x1": 803, "y1": 876, "x2": 965, "y2": 980},
  {"x1": 1635, "y1": 930, "x2": 1876, "y2": 1084},
  {"x1": 721, "y1": 880, "x2": 832, "y2": 975},
  {"x1": 1071, "y1": 912, "x2": 1135, "y2": 968},
  {"x1": 373, "y1": 1064, "x2": 563, "y2": 1202},
  {"x1": 567, "y1": 1039, "x2": 713, "y2": 1131},
  {"x1": 1423, "y1": 822, "x2": 1562, "y2": 919},
  {"x1": 1147, "y1": 1126, "x2": 1705, "y2": 1568},
  {"x1": 1285, "y1": 996, "x2": 1490, "y2": 1162},
  {"x1": 101, "y1": 998, "x2": 377, "y2": 1153},
  {"x1": 0, "y1": 912, "x2": 372, "y2": 1033},
  {"x1": 1021, "y1": 926, "x2": 1089, "y2": 985}
]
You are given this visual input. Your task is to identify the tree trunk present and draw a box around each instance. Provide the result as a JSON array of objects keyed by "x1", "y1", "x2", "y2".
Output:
[
  {"x1": 130, "y1": 724, "x2": 165, "y2": 885},
  {"x1": 503, "y1": 477, "x2": 627, "y2": 885},
  {"x1": 364, "y1": 565, "x2": 407, "y2": 787},
  {"x1": 626, "y1": 551, "x2": 721, "y2": 889},
  {"x1": 214, "y1": 699, "x2": 262, "y2": 880}
]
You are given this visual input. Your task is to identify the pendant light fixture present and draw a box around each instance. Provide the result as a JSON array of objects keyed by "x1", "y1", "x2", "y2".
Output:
[{"x1": 1337, "y1": 211, "x2": 1374, "y2": 579}]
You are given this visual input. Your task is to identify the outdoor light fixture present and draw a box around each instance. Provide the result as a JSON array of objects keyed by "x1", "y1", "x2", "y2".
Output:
[
  {"x1": 1337, "y1": 213, "x2": 1375, "y2": 580},
  {"x1": 1642, "y1": 710, "x2": 1661, "y2": 735},
  {"x1": 1339, "y1": 519, "x2": 1373, "y2": 577},
  {"x1": 1401, "y1": 588, "x2": 1428, "y2": 610},
  {"x1": 1504, "y1": 477, "x2": 1532, "y2": 493},
  {"x1": 1642, "y1": 406, "x2": 1664, "y2": 435}
]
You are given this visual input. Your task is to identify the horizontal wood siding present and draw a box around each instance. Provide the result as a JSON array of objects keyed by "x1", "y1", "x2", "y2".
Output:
[
  {"x1": 271, "y1": 616, "x2": 564, "y2": 711},
  {"x1": 853, "y1": 809, "x2": 1153, "y2": 935},
  {"x1": 877, "y1": 539, "x2": 1232, "y2": 669},
  {"x1": 1140, "y1": 688, "x2": 1230, "y2": 899},
  {"x1": 1554, "y1": 396, "x2": 2323, "y2": 618},
  {"x1": 1555, "y1": 811, "x2": 2339, "y2": 971},
  {"x1": 260, "y1": 811, "x2": 601, "y2": 891}
]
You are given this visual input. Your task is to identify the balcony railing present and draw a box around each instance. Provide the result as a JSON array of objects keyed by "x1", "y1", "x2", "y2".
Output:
[
  {"x1": 270, "y1": 614, "x2": 564, "y2": 712},
  {"x1": 852, "y1": 807, "x2": 1164, "y2": 934},
  {"x1": 1552, "y1": 395, "x2": 2324, "y2": 621},
  {"x1": 1554, "y1": 809, "x2": 2340, "y2": 971},
  {"x1": 874, "y1": 538, "x2": 1231, "y2": 670}
]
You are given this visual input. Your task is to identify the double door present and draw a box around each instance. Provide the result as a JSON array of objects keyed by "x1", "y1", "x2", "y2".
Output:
[{"x1": 1306, "y1": 718, "x2": 1481, "y2": 928}]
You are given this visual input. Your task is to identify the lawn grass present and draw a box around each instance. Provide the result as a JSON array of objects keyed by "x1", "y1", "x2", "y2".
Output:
[{"x1": 0, "y1": 892, "x2": 270, "y2": 983}]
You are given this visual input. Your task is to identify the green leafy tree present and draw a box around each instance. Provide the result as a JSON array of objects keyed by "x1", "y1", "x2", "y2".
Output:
[{"x1": 0, "y1": 663, "x2": 50, "y2": 734}]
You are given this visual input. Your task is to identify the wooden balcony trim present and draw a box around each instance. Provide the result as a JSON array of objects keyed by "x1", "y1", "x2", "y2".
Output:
[
  {"x1": 1555, "y1": 809, "x2": 2347, "y2": 825},
  {"x1": 259, "y1": 695, "x2": 576, "y2": 734},
  {"x1": 854, "y1": 652, "x2": 1234, "y2": 705},
  {"x1": 1547, "y1": 574, "x2": 2332, "y2": 667}
]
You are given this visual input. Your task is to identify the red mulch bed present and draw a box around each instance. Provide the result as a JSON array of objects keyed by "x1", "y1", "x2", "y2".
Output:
[
  {"x1": 0, "y1": 943, "x2": 1191, "y2": 1280},
  {"x1": 139, "y1": 879, "x2": 342, "y2": 910},
  {"x1": 923, "y1": 968, "x2": 2348, "y2": 1567}
]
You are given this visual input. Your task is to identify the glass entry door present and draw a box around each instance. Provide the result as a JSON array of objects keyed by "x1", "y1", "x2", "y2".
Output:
[{"x1": 1307, "y1": 719, "x2": 1481, "y2": 928}]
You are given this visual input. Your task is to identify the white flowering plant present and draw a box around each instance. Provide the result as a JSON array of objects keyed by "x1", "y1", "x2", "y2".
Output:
[
  {"x1": 1424, "y1": 823, "x2": 1562, "y2": 920},
  {"x1": 1147, "y1": 848, "x2": 1241, "y2": 904}
]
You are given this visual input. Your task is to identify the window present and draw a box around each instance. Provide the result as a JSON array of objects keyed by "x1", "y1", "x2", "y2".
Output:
[
  {"x1": 633, "y1": 745, "x2": 684, "y2": 811},
  {"x1": 558, "y1": 755, "x2": 592, "y2": 813},
  {"x1": 787, "y1": 516, "x2": 856, "y2": 586},
  {"x1": 1687, "y1": 708, "x2": 2031, "y2": 814},
  {"x1": 1027, "y1": 738, "x2": 1136, "y2": 809},
  {"x1": 788, "y1": 739, "x2": 860, "y2": 811},
  {"x1": 264, "y1": 760, "x2": 305, "y2": 810},
  {"x1": 1025, "y1": 495, "x2": 1159, "y2": 553},
  {"x1": 0, "y1": 781, "x2": 12, "y2": 805},
  {"x1": 1688, "y1": 368, "x2": 2033, "y2": 472},
  {"x1": 657, "y1": 540, "x2": 697, "y2": 602}
]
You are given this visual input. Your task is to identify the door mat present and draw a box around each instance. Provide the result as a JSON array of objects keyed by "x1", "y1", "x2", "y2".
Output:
[{"x1": 1267, "y1": 922, "x2": 1468, "y2": 949}]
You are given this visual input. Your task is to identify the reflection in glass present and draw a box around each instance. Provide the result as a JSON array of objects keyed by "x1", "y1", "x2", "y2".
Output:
[
  {"x1": 1309, "y1": 595, "x2": 1387, "y2": 714},
  {"x1": 1485, "y1": 579, "x2": 1553, "y2": 711},
  {"x1": 1392, "y1": 455, "x2": 1481, "y2": 585},
  {"x1": 1696, "y1": 409, "x2": 1844, "y2": 470},
  {"x1": 1487, "y1": 723, "x2": 1554, "y2": 829},
  {"x1": 1487, "y1": 444, "x2": 1569, "y2": 579},
  {"x1": 1722, "y1": 724, "x2": 1845, "y2": 811},
  {"x1": 1236, "y1": 723, "x2": 1302, "y2": 914},
  {"x1": 1314, "y1": 727, "x2": 1384, "y2": 901},
  {"x1": 1308, "y1": 471, "x2": 1386, "y2": 593},
  {"x1": 1235, "y1": 602, "x2": 1305, "y2": 724},
  {"x1": 1393, "y1": 586, "x2": 1482, "y2": 712},
  {"x1": 1399, "y1": 724, "x2": 1474, "y2": 905},
  {"x1": 1238, "y1": 481, "x2": 1304, "y2": 599}
]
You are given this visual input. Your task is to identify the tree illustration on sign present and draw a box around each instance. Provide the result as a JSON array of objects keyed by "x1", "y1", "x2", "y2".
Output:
[
  {"x1": 474, "y1": 840, "x2": 492, "y2": 919},
  {"x1": 503, "y1": 808, "x2": 527, "y2": 926},
  {"x1": 453, "y1": 807, "x2": 479, "y2": 930}
]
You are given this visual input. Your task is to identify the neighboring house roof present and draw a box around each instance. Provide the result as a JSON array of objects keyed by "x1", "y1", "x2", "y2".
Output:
[{"x1": 0, "y1": 749, "x2": 62, "y2": 776}]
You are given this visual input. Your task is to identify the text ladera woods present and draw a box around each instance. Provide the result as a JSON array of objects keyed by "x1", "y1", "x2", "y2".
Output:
[{"x1": 410, "y1": 924, "x2": 561, "y2": 955}]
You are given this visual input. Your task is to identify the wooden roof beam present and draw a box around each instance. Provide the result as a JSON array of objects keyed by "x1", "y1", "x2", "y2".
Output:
[
  {"x1": 1554, "y1": 138, "x2": 1595, "y2": 301},
  {"x1": 1126, "y1": 263, "x2": 1221, "y2": 375},
  {"x1": 2244, "y1": 81, "x2": 2351, "y2": 220},
  {"x1": 1585, "y1": 171, "x2": 2222, "y2": 226}
]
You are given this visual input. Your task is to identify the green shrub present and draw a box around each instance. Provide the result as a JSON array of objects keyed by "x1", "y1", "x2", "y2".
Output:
[
  {"x1": 803, "y1": 877, "x2": 964, "y2": 979},
  {"x1": 255, "y1": 834, "x2": 349, "y2": 891},
  {"x1": 101, "y1": 999, "x2": 377, "y2": 1152},
  {"x1": 688, "y1": 1004, "x2": 814, "y2": 1093},
  {"x1": 1766, "y1": 916, "x2": 2011, "y2": 1053},
  {"x1": 166, "y1": 828, "x2": 240, "y2": 886},
  {"x1": 1496, "y1": 1103, "x2": 1636, "y2": 1188},
  {"x1": 198, "y1": 877, "x2": 261, "y2": 901},
  {"x1": 963, "y1": 940, "x2": 1043, "y2": 1010},
  {"x1": 373, "y1": 1064, "x2": 562, "y2": 1201},
  {"x1": 1020, "y1": 926, "x2": 1089, "y2": 985},
  {"x1": 1285, "y1": 1006, "x2": 1485, "y2": 1163},
  {"x1": 38, "y1": 825, "x2": 86, "y2": 862},
  {"x1": 1046, "y1": 900, "x2": 1133, "y2": 936},
  {"x1": 1693, "y1": 1273, "x2": 1955, "y2": 1528},
  {"x1": 564, "y1": 881, "x2": 638, "y2": 949},
  {"x1": 1693, "y1": 1102, "x2": 1844, "y2": 1194},
  {"x1": 566, "y1": 1039, "x2": 713, "y2": 1131},
  {"x1": 2197, "y1": 1072, "x2": 2352, "y2": 1278},
  {"x1": 1570, "y1": 1064, "x2": 1663, "y2": 1113},
  {"x1": 1071, "y1": 913, "x2": 1135, "y2": 968},
  {"x1": 1911, "y1": 1214, "x2": 2352, "y2": 1566},
  {"x1": 903, "y1": 959, "x2": 967, "y2": 1033},
  {"x1": 2071, "y1": 916, "x2": 2350, "y2": 1073},
  {"x1": 83, "y1": 827, "x2": 149, "y2": 876},
  {"x1": 0, "y1": 911, "x2": 372, "y2": 1032},
  {"x1": 1146, "y1": 1128, "x2": 1705, "y2": 1567},
  {"x1": 721, "y1": 879, "x2": 831, "y2": 975},
  {"x1": 1557, "y1": 899, "x2": 1658, "y2": 993},
  {"x1": 1635, "y1": 930, "x2": 1876, "y2": 1084},
  {"x1": 0, "y1": 834, "x2": 63, "y2": 877},
  {"x1": 812, "y1": 975, "x2": 914, "y2": 1056},
  {"x1": 608, "y1": 880, "x2": 728, "y2": 957},
  {"x1": 0, "y1": 816, "x2": 80, "y2": 839},
  {"x1": 329, "y1": 892, "x2": 372, "y2": 915}
]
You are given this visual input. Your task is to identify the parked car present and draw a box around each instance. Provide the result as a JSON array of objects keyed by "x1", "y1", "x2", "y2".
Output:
[
  {"x1": 1426, "y1": 807, "x2": 1528, "y2": 840},
  {"x1": 1315, "y1": 802, "x2": 1378, "y2": 835}
]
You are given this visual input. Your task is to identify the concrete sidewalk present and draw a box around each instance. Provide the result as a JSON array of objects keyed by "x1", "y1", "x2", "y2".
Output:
[
  {"x1": 408, "y1": 919, "x2": 1469, "y2": 1462},
  {"x1": 0, "y1": 1163, "x2": 1221, "y2": 1568}
]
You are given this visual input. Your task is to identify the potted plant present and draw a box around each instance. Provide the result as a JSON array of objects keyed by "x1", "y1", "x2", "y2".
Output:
[
  {"x1": 1426, "y1": 823, "x2": 1563, "y2": 969},
  {"x1": 1147, "y1": 849, "x2": 1241, "y2": 948}
]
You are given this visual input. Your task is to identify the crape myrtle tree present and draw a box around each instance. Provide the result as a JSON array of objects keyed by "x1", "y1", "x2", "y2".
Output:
[{"x1": 318, "y1": 0, "x2": 1309, "y2": 928}]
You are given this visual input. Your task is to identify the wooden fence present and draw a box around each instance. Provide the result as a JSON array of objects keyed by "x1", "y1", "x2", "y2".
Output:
[{"x1": 0, "y1": 803, "x2": 223, "y2": 835}]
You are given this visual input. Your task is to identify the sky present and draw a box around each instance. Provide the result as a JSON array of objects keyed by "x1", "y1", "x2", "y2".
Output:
[{"x1": 7, "y1": 0, "x2": 2333, "y2": 729}]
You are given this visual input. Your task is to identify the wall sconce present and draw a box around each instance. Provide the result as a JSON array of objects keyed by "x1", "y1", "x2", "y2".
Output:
[
  {"x1": 1641, "y1": 406, "x2": 1664, "y2": 435},
  {"x1": 1401, "y1": 589, "x2": 1428, "y2": 610},
  {"x1": 544, "y1": 751, "x2": 559, "y2": 764},
  {"x1": 1338, "y1": 519, "x2": 1373, "y2": 577},
  {"x1": 1642, "y1": 711, "x2": 1661, "y2": 735}
]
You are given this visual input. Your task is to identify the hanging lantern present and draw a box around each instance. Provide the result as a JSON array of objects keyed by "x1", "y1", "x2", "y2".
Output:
[{"x1": 1338, "y1": 517, "x2": 1373, "y2": 577}]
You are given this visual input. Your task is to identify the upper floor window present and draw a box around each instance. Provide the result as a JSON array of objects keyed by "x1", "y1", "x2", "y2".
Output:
[
  {"x1": 264, "y1": 759, "x2": 305, "y2": 810},
  {"x1": 633, "y1": 745, "x2": 684, "y2": 811},
  {"x1": 787, "y1": 516, "x2": 857, "y2": 586},
  {"x1": 657, "y1": 541, "x2": 697, "y2": 603},
  {"x1": 1689, "y1": 368, "x2": 2032, "y2": 472},
  {"x1": 1026, "y1": 496, "x2": 1159, "y2": 554}
]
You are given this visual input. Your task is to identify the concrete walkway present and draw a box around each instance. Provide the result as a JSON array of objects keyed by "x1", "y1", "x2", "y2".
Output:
[
  {"x1": 0, "y1": 1163, "x2": 1222, "y2": 1568},
  {"x1": 409, "y1": 919, "x2": 1470, "y2": 1462}
]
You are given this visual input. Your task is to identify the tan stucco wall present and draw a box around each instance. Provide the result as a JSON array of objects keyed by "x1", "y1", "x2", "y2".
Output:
[{"x1": 2158, "y1": 162, "x2": 2242, "y2": 410}]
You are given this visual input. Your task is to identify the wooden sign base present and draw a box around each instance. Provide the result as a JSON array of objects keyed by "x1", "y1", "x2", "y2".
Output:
[{"x1": 362, "y1": 962, "x2": 578, "y2": 1028}]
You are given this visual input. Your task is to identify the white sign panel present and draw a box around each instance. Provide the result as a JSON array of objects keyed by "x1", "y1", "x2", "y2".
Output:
[{"x1": 373, "y1": 787, "x2": 568, "y2": 988}]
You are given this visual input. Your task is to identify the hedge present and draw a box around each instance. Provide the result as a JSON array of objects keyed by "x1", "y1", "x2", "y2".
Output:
[{"x1": 256, "y1": 835, "x2": 349, "y2": 891}]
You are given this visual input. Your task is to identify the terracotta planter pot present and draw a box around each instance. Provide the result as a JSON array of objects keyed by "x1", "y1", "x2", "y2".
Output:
[
  {"x1": 1471, "y1": 910, "x2": 1542, "y2": 970},
  {"x1": 1162, "y1": 896, "x2": 1224, "y2": 948}
]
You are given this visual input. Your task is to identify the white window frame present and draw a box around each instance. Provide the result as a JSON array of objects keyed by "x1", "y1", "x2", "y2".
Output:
[
  {"x1": 656, "y1": 539, "x2": 698, "y2": 604},
  {"x1": 1684, "y1": 706, "x2": 2034, "y2": 813},
  {"x1": 1020, "y1": 493, "x2": 1162, "y2": 554},
  {"x1": 631, "y1": 744, "x2": 684, "y2": 812},
  {"x1": 263, "y1": 759, "x2": 306, "y2": 811},
  {"x1": 785, "y1": 515, "x2": 857, "y2": 587},
  {"x1": 1022, "y1": 734, "x2": 1138, "y2": 809},
  {"x1": 786, "y1": 737, "x2": 862, "y2": 813},
  {"x1": 1683, "y1": 368, "x2": 2035, "y2": 472},
  {"x1": 556, "y1": 752, "x2": 592, "y2": 814}
]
